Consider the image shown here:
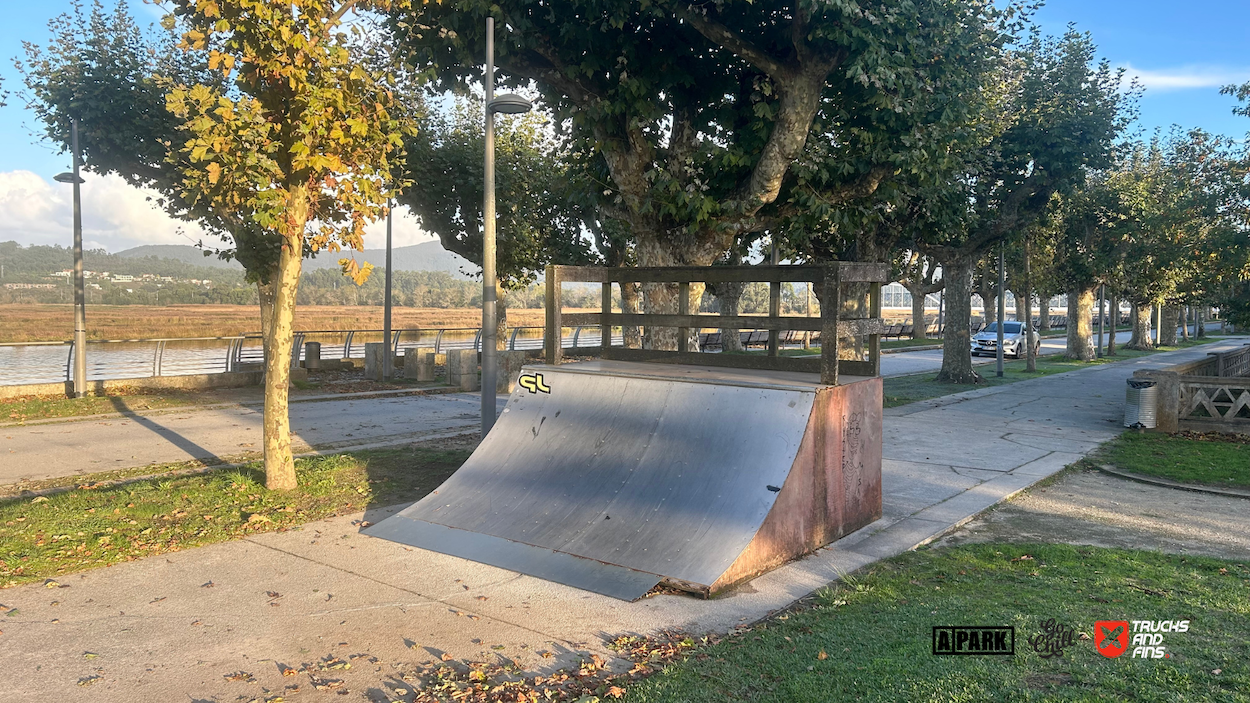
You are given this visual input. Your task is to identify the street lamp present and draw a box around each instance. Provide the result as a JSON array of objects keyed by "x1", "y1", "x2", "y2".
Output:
[
  {"x1": 481, "y1": 17, "x2": 532, "y2": 437},
  {"x1": 54, "y1": 118, "x2": 88, "y2": 398}
]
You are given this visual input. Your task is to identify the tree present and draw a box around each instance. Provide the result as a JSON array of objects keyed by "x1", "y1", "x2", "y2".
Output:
[
  {"x1": 896, "y1": 253, "x2": 944, "y2": 339},
  {"x1": 922, "y1": 29, "x2": 1131, "y2": 382},
  {"x1": 387, "y1": 0, "x2": 1003, "y2": 347},
  {"x1": 397, "y1": 98, "x2": 599, "y2": 287},
  {"x1": 165, "y1": 0, "x2": 409, "y2": 489}
]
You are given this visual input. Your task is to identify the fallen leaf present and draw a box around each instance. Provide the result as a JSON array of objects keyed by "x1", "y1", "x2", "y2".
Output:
[
  {"x1": 607, "y1": 685, "x2": 626, "y2": 698},
  {"x1": 475, "y1": 595, "x2": 488, "y2": 601},
  {"x1": 440, "y1": 653, "x2": 453, "y2": 661},
  {"x1": 491, "y1": 644, "x2": 505, "y2": 650},
  {"x1": 201, "y1": 581, "x2": 214, "y2": 588},
  {"x1": 817, "y1": 650, "x2": 828, "y2": 660},
  {"x1": 1213, "y1": 669, "x2": 1222, "y2": 675},
  {"x1": 31, "y1": 496, "x2": 48, "y2": 503},
  {"x1": 223, "y1": 670, "x2": 253, "y2": 682},
  {"x1": 282, "y1": 667, "x2": 297, "y2": 677},
  {"x1": 77, "y1": 675, "x2": 102, "y2": 686},
  {"x1": 149, "y1": 597, "x2": 166, "y2": 604},
  {"x1": 83, "y1": 652, "x2": 99, "y2": 659}
]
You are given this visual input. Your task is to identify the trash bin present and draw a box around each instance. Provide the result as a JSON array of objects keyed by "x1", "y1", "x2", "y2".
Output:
[
  {"x1": 1124, "y1": 379, "x2": 1158, "y2": 428},
  {"x1": 304, "y1": 341, "x2": 322, "y2": 369}
]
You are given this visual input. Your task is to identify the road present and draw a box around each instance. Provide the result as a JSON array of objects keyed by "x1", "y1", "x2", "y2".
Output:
[{"x1": 0, "y1": 327, "x2": 1231, "y2": 486}]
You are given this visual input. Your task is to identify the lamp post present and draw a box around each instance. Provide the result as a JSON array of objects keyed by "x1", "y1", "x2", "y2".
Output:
[
  {"x1": 54, "y1": 119, "x2": 87, "y2": 398},
  {"x1": 383, "y1": 200, "x2": 393, "y2": 381},
  {"x1": 482, "y1": 17, "x2": 532, "y2": 437}
]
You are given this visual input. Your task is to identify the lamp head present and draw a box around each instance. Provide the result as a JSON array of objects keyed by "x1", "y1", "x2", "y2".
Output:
[
  {"x1": 488, "y1": 94, "x2": 533, "y2": 115},
  {"x1": 54, "y1": 172, "x2": 86, "y2": 184}
]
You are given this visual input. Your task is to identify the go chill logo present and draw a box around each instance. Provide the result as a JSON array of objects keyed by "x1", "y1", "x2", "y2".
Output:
[{"x1": 1095, "y1": 620, "x2": 1189, "y2": 659}]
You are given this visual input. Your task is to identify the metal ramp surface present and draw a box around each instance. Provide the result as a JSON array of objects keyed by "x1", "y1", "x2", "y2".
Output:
[{"x1": 365, "y1": 361, "x2": 881, "y2": 600}]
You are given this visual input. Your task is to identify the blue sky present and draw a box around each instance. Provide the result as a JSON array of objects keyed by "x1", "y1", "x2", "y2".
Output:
[{"x1": 2, "y1": 0, "x2": 1249, "y2": 251}]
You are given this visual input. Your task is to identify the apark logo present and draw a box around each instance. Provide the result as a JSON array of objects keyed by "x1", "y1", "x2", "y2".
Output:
[
  {"x1": 932, "y1": 626, "x2": 1015, "y2": 655},
  {"x1": 1096, "y1": 620, "x2": 1189, "y2": 659}
]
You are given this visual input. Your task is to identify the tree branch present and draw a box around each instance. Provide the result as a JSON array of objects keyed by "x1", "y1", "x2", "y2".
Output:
[{"x1": 676, "y1": 3, "x2": 789, "y2": 78}]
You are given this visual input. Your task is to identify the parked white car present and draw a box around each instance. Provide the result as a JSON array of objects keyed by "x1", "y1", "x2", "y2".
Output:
[{"x1": 971, "y1": 321, "x2": 1039, "y2": 358}]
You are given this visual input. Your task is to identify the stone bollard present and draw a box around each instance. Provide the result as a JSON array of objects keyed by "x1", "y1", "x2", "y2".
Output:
[
  {"x1": 446, "y1": 348, "x2": 480, "y2": 391},
  {"x1": 304, "y1": 341, "x2": 321, "y2": 370},
  {"x1": 404, "y1": 347, "x2": 436, "y2": 382},
  {"x1": 363, "y1": 342, "x2": 385, "y2": 381},
  {"x1": 497, "y1": 351, "x2": 528, "y2": 393}
]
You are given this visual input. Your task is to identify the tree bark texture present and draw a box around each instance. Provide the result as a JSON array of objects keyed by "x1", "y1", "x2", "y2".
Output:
[
  {"x1": 934, "y1": 255, "x2": 982, "y2": 384},
  {"x1": 909, "y1": 289, "x2": 929, "y2": 339},
  {"x1": 1126, "y1": 301, "x2": 1153, "y2": 351},
  {"x1": 1022, "y1": 238, "x2": 1035, "y2": 372},
  {"x1": 1039, "y1": 296, "x2": 1050, "y2": 333},
  {"x1": 621, "y1": 282, "x2": 642, "y2": 349},
  {"x1": 262, "y1": 189, "x2": 307, "y2": 492},
  {"x1": 257, "y1": 280, "x2": 276, "y2": 363},
  {"x1": 1107, "y1": 290, "x2": 1118, "y2": 355},
  {"x1": 1180, "y1": 305, "x2": 1189, "y2": 342},
  {"x1": 1064, "y1": 285, "x2": 1096, "y2": 361},
  {"x1": 1197, "y1": 308, "x2": 1206, "y2": 338},
  {"x1": 262, "y1": 239, "x2": 301, "y2": 491},
  {"x1": 717, "y1": 281, "x2": 746, "y2": 352},
  {"x1": 1158, "y1": 305, "x2": 1179, "y2": 346}
]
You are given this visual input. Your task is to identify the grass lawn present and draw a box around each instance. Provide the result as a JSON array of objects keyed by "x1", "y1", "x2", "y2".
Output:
[
  {"x1": 883, "y1": 340, "x2": 1222, "y2": 409},
  {"x1": 0, "y1": 391, "x2": 206, "y2": 424},
  {"x1": 0, "y1": 445, "x2": 468, "y2": 588},
  {"x1": 625, "y1": 544, "x2": 1250, "y2": 702},
  {"x1": 1098, "y1": 431, "x2": 1250, "y2": 490}
]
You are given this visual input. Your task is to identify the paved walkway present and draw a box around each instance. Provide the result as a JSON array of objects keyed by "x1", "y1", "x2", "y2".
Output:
[{"x1": 0, "y1": 338, "x2": 1246, "y2": 702}]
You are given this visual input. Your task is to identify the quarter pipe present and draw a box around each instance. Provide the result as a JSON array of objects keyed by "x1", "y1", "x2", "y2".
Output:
[{"x1": 365, "y1": 360, "x2": 882, "y2": 600}]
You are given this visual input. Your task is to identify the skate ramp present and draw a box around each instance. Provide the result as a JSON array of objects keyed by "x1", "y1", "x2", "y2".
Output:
[{"x1": 365, "y1": 361, "x2": 881, "y2": 600}]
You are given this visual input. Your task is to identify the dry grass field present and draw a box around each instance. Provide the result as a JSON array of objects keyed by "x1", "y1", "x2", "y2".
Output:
[{"x1": 0, "y1": 304, "x2": 584, "y2": 343}]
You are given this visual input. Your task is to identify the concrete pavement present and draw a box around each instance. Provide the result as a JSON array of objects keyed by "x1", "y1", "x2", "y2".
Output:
[
  {"x1": 1, "y1": 336, "x2": 1245, "y2": 701},
  {"x1": 0, "y1": 391, "x2": 507, "y2": 486}
]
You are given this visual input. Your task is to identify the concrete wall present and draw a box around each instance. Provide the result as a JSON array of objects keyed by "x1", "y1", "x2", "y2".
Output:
[{"x1": 0, "y1": 367, "x2": 310, "y2": 400}]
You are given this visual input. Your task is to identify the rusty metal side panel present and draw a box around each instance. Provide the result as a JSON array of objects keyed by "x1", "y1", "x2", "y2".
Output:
[{"x1": 710, "y1": 377, "x2": 883, "y2": 593}]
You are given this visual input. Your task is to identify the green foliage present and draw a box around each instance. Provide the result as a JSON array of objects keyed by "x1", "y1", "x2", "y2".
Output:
[
  {"x1": 397, "y1": 98, "x2": 599, "y2": 287},
  {"x1": 165, "y1": 0, "x2": 411, "y2": 283},
  {"x1": 386, "y1": 0, "x2": 1010, "y2": 266}
]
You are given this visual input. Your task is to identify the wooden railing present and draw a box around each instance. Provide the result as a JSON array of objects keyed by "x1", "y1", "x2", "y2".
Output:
[{"x1": 543, "y1": 263, "x2": 889, "y2": 385}]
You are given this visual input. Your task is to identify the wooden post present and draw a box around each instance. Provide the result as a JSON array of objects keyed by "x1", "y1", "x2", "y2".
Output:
[
  {"x1": 544, "y1": 265, "x2": 563, "y2": 366},
  {"x1": 821, "y1": 266, "x2": 841, "y2": 386},
  {"x1": 678, "y1": 281, "x2": 690, "y2": 353},
  {"x1": 601, "y1": 280, "x2": 612, "y2": 353},
  {"x1": 767, "y1": 273, "x2": 781, "y2": 357},
  {"x1": 867, "y1": 281, "x2": 882, "y2": 376}
]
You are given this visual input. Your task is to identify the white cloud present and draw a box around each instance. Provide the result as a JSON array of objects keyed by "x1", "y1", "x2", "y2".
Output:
[
  {"x1": 0, "y1": 169, "x2": 436, "y2": 253},
  {"x1": 0, "y1": 170, "x2": 204, "y2": 252},
  {"x1": 361, "y1": 206, "x2": 438, "y2": 249},
  {"x1": 1121, "y1": 63, "x2": 1250, "y2": 92}
]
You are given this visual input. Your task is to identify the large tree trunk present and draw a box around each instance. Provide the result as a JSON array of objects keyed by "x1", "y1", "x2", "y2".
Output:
[
  {"x1": 1197, "y1": 307, "x2": 1206, "y2": 338},
  {"x1": 1180, "y1": 305, "x2": 1189, "y2": 342},
  {"x1": 908, "y1": 284, "x2": 929, "y2": 339},
  {"x1": 935, "y1": 255, "x2": 982, "y2": 384},
  {"x1": 1107, "y1": 290, "x2": 1118, "y2": 356},
  {"x1": 1039, "y1": 296, "x2": 1050, "y2": 333},
  {"x1": 635, "y1": 235, "x2": 712, "y2": 350},
  {"x1": 1159, "y1": 305, "x2": 1179, "y2": 346},
  {"x1": 1065, "y1": 285, "x2": 1096, "y2": 361},
  {"x1": 262, "y1": 231, "x2": 302, "y2": 491},
  {"x1": 1022, "y1": 239, "x2": 1035, "y2": 372},
  {"x1": 621, "y1": 282, "x2": 642, "y2": 349},
  {"x1": 718, "y1": 281, "x2": 746, "y2": 352},
  {"x1": 1126, "y1": 302, "x2": 1154, "y2": 350}
]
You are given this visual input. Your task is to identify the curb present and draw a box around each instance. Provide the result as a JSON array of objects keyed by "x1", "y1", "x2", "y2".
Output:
[{"x1": 1097, "y1": 464, "x2": 1250, "y2": 500}]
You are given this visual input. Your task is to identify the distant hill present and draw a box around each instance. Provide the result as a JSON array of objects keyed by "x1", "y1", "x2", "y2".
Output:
[
  {"x1": 117, "y1": 241, "x2": 475, "y2": 278},
  {"x1": 116, "y1": 244, "x2": 242, "y2": 269}
]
